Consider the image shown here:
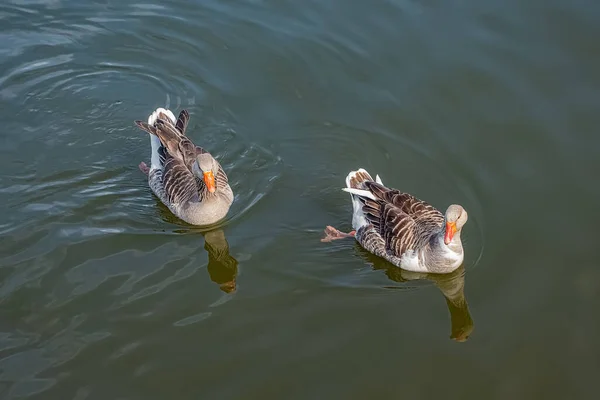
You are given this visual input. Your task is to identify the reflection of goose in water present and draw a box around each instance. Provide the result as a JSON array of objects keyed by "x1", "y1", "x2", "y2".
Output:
[
  {"x1": 364, "y1": 252, "x2": 474, "y2": 342},
  {"x1": 152, "y1": 200, "x2": 238, "y2": 293},
  {"x1": 203, "y1": 229, "x2": 238, "y2": 294}
]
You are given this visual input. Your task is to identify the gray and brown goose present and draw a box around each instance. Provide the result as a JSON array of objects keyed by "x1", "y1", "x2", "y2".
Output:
[
  {"x1": 135, "y1": 107, "x2": 233, "y2": 226},
  {"x1": 322, "y1": 168, "x2": 468, "y2": 273}
]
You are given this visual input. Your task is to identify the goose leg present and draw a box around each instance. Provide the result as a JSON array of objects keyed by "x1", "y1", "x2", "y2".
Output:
[
  {"x1": 139, "y1": 161, "x2": 150, "y2": 176},
  {"x1": 321, "y1": 226, "x2": 356, "y2": 242}
]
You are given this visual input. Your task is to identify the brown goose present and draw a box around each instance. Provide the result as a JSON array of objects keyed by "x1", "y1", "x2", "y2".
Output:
[
  {"x1": 135, "y1": 107, "x2": 233, "y2": 226},
  {"x1": 322, "y1": 168, "x2": 468, "y2": 273}
]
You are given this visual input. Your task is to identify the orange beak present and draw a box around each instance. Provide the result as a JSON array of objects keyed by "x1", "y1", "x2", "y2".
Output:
[
  {"x1": 203, "y1": 171, "x2": 216, "y2": 193},
  {"x1": 444, "y1": 221, "x2": 457, "y2": 245}
]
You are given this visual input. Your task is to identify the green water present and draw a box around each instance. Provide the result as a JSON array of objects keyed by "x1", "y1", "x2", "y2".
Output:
[{"x1": 0, "y1": 0, "x2": 598, "y2": 398}]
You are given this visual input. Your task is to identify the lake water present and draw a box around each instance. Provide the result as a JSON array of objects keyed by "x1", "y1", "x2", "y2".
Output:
[{"x1": 1, "y1": 0, "x2": 599, "y2": 398}]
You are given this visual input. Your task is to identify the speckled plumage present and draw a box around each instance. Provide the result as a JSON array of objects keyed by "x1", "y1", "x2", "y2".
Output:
[
  {"x1": 342, "y1": 169, "x2": 467, "y2": 273},
  {"x1": 135, "y1": 108, "x2": 233, "y2": 226}
]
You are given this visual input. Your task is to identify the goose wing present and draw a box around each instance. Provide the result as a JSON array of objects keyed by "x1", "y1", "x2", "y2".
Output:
[
  {"x1": 134, "y1": 111, "x2": 201, "y2": 205},
  {"x1": 361, "y1": 181, "x2": 444, "y2": 255}
]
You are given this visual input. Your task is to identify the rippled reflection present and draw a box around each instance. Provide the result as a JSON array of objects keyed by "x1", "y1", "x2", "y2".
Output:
[
  {"x1": 154, "y1": 197, "x2": 239, "y2": 293},
  {"x1": 364, "y1": 253, "x2": 474, "y2": 342},
  {"x1": 396, "y1": 267, "x2": 472, "y2": 342},
  {"x1": 203, "y1": 229, "x2": 238, "y2": 293}
]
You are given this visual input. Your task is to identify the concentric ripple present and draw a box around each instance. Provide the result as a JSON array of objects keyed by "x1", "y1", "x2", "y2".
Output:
[
  {"x1": 0, "y1": 2, "x2": 289, "y2": 397},
  {"x1": 3, "y1": 0, "x2": 595, "y2": 396}
]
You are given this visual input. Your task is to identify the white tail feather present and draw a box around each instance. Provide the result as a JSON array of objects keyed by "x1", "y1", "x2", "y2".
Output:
[
  {"x1": 344, "y1": 168, "x2": 378, "y2": 231},
  {"x1": 147, "y1": 107, "x2": 176, "y2": 125},
  {"x1": 147, "y1": 107, "x2": 176, "y2": 170},
  {"x1": 342, "y1": 187, "x2": 377, "y2": 201}
]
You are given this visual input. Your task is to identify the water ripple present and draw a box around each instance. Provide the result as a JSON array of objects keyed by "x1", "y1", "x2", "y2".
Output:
[{"x1": 2, "y1": 0, "x2": 595, "y2": 396}]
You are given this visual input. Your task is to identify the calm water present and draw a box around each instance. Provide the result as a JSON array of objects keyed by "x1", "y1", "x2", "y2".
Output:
[{"x1": 1, "y1": 0, "x2": 599, "y2": 398}]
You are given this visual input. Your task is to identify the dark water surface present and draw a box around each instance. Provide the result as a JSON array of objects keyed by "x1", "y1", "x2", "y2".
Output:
[{"x1": 1, "y1": 0, "x2": 599, "y2": 398}]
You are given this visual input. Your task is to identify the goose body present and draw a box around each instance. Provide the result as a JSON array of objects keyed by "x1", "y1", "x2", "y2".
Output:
[
  {"x1": 323, "y1": 168, "x2": 468, "y2": 274},
  {"x1": 135, "y1": 108, "x2": 233, "y2": 226}
]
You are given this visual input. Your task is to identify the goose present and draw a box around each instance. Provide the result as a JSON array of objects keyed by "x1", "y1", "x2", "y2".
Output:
[
  {"x1": 322, "y1": 168, "x2": 468, "y2": 273},
  {"x1": 135, "y1": 107, "x2": 233, "y2": 226}
]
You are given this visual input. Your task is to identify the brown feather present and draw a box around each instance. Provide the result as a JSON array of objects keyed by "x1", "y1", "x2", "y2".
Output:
[
  {"x1": 355, "y1": 180, "x2": 444, "y2": 257},
  {"x1": 175, "y1": 109, "x2": 190, "y2": 134}
]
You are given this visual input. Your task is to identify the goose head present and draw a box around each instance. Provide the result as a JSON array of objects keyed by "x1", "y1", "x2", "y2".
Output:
[
  {"x1": 192, "y1": 153, "x2": 219, "y2": 193},
  {"x1": 443, "y1": 204, "x2": 468, "y2": 245}
]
